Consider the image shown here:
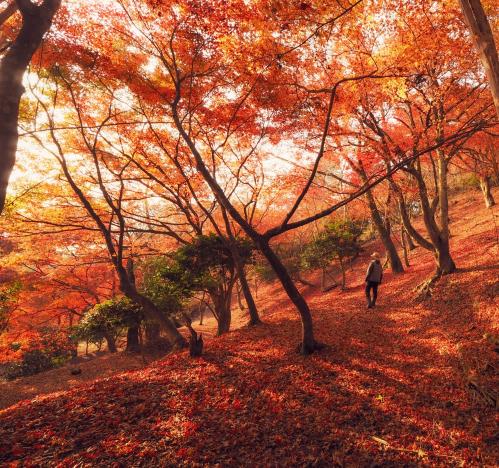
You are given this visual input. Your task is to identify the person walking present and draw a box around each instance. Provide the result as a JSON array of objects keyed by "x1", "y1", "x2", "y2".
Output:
[{"x1": 365, "y1": 252, "x2": 383, "y2": 309}]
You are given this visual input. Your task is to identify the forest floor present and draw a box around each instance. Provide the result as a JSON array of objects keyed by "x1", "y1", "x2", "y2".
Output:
[{"x1": 0, "y1": 188, "x2": 498, "y2": 467}]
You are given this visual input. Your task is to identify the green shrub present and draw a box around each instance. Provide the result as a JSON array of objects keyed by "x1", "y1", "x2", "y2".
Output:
[
  {"x1": 71, "y1": 297, "x2": 142, "y2": 348},
  {"x1": 3, "y1": 328, "x2": 74, "y2": 380}
]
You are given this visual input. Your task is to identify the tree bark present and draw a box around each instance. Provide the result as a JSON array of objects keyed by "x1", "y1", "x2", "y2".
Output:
[
  {"x1": 258, "y1": 239, "x2": 318, "y2": 354},
  {"x1": 435, "y1": 145, "x2": 456, "y2": 275},
  {"x1": 459, "y1": 0, "x2": 499, "y2": 117},
  {"x1": 145, "y1": 321, "x2": 161, "y2": 346},
  {"x1": 392, "y1": 157, "x2": 457, "y2": 276},
  {"x1": 479, "y1": 175, "x2": 495, "y2": 208},
  {"x1": 339, "y1": 256, "x2": 346, "y2": 290},
  {"x1": 230, "y1": 244, "x2": 261, "y2": 326},
  {"x1": 212, "y1": 290, "x2": 232, "y2": 336},
  {"x1": 395, "y1": 190, "x2": 434, "y2": 251},
  {"x1": 119, "y1": 277, "x2": 186, "y2": 348},
  {"x1": 103, "y1": 332, "x2": 117, "y2": 353},
  {"x1": 237, "y1": 266, "x2": 262, "y2": 326},
  {"x1": 198, "y1": 303, "x2": 204, "y2": 325},
  {"x1": 404, "y1": 226, "x2": 417, "y2": 250},
  {"x1": 126, "y1": 325, "x2": 140, "y2": 353},
  {"x1": 401, "y1": 228, "x2": 410, "y2": 267},
  {"x1": 0, "y1": 0, "x2": 61, "y2": 213},
  {"x1": 435, "y1": 238, "x2": 457, "y2": 275}
]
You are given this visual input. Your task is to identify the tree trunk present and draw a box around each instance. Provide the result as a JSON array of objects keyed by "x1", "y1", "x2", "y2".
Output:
[
  {"x1": 198, "y1": 303, "x2": 204, "y2": 325},
  {"x1": 120, "y1": 280, "x2": 186, "y2": 348},
  {"x1": 294, "y1": 274, "x2": 316, "y2": 287},
  {"x1": 459, "y1": 0, "x2": 499, "y2": 117},
  {"x1": 119, "y1": 259, "x2": 186, "y2": 349},
  {"x1": 437, "y1": 149, "x2": 451, "y2": 244},
  {"x1": 479, "y1": 175, "x2": 495, "y2": 208},
  {"x1": 435, "y1": 148, "x2": 456, "y2": 275},
  {"x1": 404, "y1": 227, "x2": 417, "y2": 250},
  {"x1": 0, "y1": 0, "x2": 61, "y2": 213},
  {"x1": 212, "y1": 292, "x2": 231, "y2": 336},
  {"x1": 236, "y1": 283, "x2": 245, "y2": 310},
  {"x1": 360, "y1": 167, "x2": 404, "y2": 273},
  {"x1": 145, "y1": 321, "x2": 161, "y2": 346},
  {"x1": 396, "y1": 191, "x2": 434, "y2": 251},
  {"x1": 126, "y1": 325, "x2": 141, "y2": 353},
  {"x1": 217, "y1": 308, "x2": 231, "y2": 335},
  {"x1": 339, "y1": 256, "x2": 346, "y2": 290},
  {"x1": 210, "y1": 273, "x2": 235, "y2": 336},
  {"x1": 104, "y1": 332, "x2": 117, "y2": 353},
  {"x1": 237, "y1": 266, "x2": 262, "y2": 326},
  {"x1": 221, "y1": 207, "x2": 261, "y2": 326},
  {"x1": 401, "y1": 228, "x2": 410, "y2": 267},
  {"x1": 258, "y1": 239, "x2": 318, "y2": 354},
  {"x1": 435, "y1": 238, "x2": 457, "y2": 275}
]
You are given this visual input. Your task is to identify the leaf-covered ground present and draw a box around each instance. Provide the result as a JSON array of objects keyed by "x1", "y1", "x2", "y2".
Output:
[{"x1": 1, "y1": 190, "x2": 498, "y2": 466}]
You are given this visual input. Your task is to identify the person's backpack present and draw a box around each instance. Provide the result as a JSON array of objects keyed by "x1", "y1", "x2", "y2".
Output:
[{"x1": 369, "y1": 261, "x2": 383, "y2": 283}]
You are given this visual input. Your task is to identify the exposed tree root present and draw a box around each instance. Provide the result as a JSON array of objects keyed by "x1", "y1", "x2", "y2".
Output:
[
  {"x1": 322, "y1": 283, "x2": 338, "y2": 293},
  {"x1": 467, "y1": 378, "x2": 498, "y2": 408},
  {"x1": 294, "y1": 275, "x2": 317, "y2": 287},
  {"x1": 414, "y1": 273, "x2": 441, "y2": 302}
]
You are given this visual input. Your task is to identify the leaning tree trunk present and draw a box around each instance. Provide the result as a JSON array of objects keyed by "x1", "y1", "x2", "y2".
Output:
[
  {"x1": 479, "y1": 175, "x2": 495, "y2": 208},
  {"x1": 236, "y1": 264, "x2": 261, "y2": 326},
  {"x1": 404, "y1": 226, "x2": 417, "y2": 250},
  {"x1": 118, "y1": 272, "x2": 186, "y2": 349},
  {"x1": 459, "y1": 0, "x2": 499, "y2": 117},
  {"x1": 400, "y1": 154, "x2": 457, "y2": 276},
  {"x1": 258, "y1": 239, "x2": 319, "y2": 354},
  {"x1": 360, "y1": 167, "x2": 404, "y2": 273},
  {"x1": 0, "y1": 0, "x2": 61, "y2": 214}
]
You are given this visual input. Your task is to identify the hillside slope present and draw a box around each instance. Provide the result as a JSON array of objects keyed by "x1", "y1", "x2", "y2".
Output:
[{"x1": 0, "y1": 189, "x2": 498, "y2": 466}]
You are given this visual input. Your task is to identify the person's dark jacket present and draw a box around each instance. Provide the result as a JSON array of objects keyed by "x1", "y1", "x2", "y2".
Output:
[{"x1": 365, "y1": 260, "x2": 383, "y2": 283}]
